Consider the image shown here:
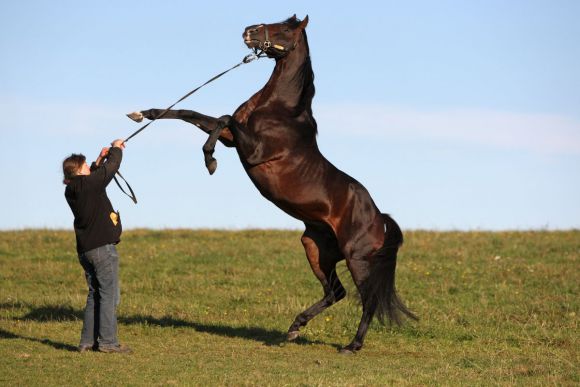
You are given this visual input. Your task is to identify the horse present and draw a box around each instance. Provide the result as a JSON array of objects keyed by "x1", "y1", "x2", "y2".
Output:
[{"x1": 127, "y1": 15, "x2": 416, "y2": 353}]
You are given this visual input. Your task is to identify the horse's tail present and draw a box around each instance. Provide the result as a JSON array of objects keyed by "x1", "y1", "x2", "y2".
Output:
[{"x1": 360, "y1": 214, "x2": 418, "y2": 325}]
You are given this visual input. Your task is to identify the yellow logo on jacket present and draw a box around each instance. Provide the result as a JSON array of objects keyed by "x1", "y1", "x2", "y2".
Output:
[{"x1": 110, "y1": 212, "x2": 119, "y2": 226}]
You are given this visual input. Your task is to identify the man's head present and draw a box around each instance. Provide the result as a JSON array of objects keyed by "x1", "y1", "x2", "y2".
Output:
[{"x1": 62, "y1": 154, "x2": 90, "y2": 184}]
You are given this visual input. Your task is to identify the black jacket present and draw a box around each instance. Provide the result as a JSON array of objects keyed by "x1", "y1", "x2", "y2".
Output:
[{"x1": 65, "y1": 147, "x2": 123, "y2": 254}]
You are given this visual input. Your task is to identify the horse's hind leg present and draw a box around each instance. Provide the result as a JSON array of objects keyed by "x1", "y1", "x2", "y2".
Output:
[
  {"x1": 287, "y1": 225, "x2": 346, "y2": 341},
  {"x1": 340, "y1": 258, "x2": 377, "y2": 354},
  {"x1": 340, "y1": 214, "x2": 414, "y2": 354}
]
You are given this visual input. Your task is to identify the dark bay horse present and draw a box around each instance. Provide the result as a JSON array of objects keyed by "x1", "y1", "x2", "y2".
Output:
[{"x1": 127, "y1": 15, "x2": 416, "y2": 353}]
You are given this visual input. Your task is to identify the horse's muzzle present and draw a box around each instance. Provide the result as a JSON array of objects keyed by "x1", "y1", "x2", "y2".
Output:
[{"x1": 243, "y1": 25, "x2": 263, "y2": 49}]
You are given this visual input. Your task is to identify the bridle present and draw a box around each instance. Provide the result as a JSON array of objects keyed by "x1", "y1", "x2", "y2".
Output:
[{"x1": 249, "y1": 23, "x2": 298, "y2": 58}]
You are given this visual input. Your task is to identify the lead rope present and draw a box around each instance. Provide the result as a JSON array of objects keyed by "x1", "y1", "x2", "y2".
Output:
[
  {"x1": 113, "y1": 170, "x2": 137, "y2": 204},
  {"x1": 123, "y1": 52, "x2": 262, "y2": 144},
  {"x1": 114, "y1": 52, "x2": 264, "y2": 204}
]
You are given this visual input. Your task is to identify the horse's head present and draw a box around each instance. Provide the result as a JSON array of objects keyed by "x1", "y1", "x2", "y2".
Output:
[{"x1": 243, "y1": 15, "x2": 309, "y2": 58}]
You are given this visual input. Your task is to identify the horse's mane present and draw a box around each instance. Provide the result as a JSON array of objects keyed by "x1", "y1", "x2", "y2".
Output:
[
  {"x1": 283, "y1": 16, "x2": 302, "y2": 28},
  {"x1": 278, "y1": 16, "x2": 317, "y2": 136}
]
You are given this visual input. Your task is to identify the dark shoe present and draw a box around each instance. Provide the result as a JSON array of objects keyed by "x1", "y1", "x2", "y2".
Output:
[
  {"x1": 98, "y1": 343, "x2": 132, "y2": 354},
  {"x1": 78, "y1": 344, "x2": 96, "y2": 353}
]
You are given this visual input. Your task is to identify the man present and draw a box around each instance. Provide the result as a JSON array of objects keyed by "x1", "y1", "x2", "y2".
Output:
[{"x1": 62, "y1": 139, "x2": 131, "y2": 353}]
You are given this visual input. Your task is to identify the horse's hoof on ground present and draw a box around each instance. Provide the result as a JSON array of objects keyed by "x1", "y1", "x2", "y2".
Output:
[
  {"x1": 338, "y1": 347, "x2": 356, "y2": 355},
  {"x1": 339, "y1": 344, "x2": 360, "y2": 355},
  {"x1": 127, "y1": 111, "x2": 144, "y2": 123},
  {"x1": 207, "y1": 160, "x2": 217, "y2": 175},
  {"x1": 287, "y1": 331, "x2": 300, "y2": 341}
]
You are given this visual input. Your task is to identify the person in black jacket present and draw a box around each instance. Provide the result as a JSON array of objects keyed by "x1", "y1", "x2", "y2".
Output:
[{"x1": 63, "y1": 139, "x2": 131, "y2": 353}]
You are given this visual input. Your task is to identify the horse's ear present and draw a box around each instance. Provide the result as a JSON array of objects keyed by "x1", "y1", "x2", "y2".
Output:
[{"x1": 299, "y1": 15, "x2": 309, "y2": 30}]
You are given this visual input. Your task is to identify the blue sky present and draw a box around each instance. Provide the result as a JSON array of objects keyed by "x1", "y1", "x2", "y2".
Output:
[{"x1": 1, "y1": 1, "x2": 579, "y2": 230}]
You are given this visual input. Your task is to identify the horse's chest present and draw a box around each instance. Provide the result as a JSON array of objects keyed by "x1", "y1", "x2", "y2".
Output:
[
  {"x1": 235, "y1": 128, "x2": 295, "y2": 167},
  {"x1": 245, "y1": 161, "x2": 296, "y2": 202},
  {"x1": 247, "y1": 159, "x2": 322, "y2": 208},
  {"x1": 246, "y1": 162, "x2": 281, "y2": 192}
]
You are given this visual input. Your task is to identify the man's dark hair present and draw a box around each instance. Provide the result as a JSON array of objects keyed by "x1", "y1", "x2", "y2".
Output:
[{"x1": 62, "y1": 154, "x2": 86, "y2": 184}]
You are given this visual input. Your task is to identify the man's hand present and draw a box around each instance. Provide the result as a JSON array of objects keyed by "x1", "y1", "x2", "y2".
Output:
[
  {"x1": 95, "y1": 147, "x2": 111, "y2": 166},
  {"x1": 111, "y1": 139, "x2": 126, "y2": 150}
]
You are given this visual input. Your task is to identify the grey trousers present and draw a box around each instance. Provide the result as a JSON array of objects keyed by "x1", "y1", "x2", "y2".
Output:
[{"x1": 78, "y1": 244, "x2": 120, "y2": 348}]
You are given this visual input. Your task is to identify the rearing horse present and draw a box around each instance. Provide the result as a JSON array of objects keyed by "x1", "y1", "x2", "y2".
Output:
[{"x1": 128, "y1": 15, "x2": 416, "y2": 353}]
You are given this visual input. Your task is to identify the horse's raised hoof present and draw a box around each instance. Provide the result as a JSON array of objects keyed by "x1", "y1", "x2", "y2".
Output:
[
  {"x1": 287, "y1": 331, "x2": 300, "y2": 341},
  {"x1": 207, "y1": 160, "x2": 218, "y2": 175},
  {"x1": 126, "y1": 111, "x2": 144, "y2": 123}
]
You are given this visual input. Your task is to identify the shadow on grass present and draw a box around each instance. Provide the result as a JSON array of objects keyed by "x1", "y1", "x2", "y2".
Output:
[
  {"x1": 119, "y1": 314, "x2": 338, "y2": 348},
  {"x1": 14, "y1": 304, "x2": 342, "y2": 350},
  {"x1": 0, "y1": 301, "x2": 28, "y2": 309},
  {"x1": 0, "y1": 328, "x2": 78, "y2": 352},
  {"x1": 19, "y1": 304, "x2": 82, "y2": 322}
]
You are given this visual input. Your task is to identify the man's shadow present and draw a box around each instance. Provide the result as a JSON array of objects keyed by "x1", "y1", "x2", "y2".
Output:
[
  {"x1": 5, "y1": 304, "x2": 339, "y2": 350},
  {"x1": 0, "y1": 303, "x2": 79, "y2": 351},
  {"x1": 0, "y1": 327, "x2": 78, "y2": 352}
]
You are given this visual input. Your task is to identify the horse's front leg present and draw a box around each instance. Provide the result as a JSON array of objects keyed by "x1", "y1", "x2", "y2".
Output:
[
  {"x1": 127, "y1": 109, "x2": 234, "y2": 147},
  {"x1": 202, "y1": 115, "x2": 234, "y2": 175}
]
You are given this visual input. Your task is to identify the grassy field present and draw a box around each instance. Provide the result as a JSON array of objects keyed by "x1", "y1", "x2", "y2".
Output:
[{"x1": 0, "y1": 229, "x2": 578, "y2": 385}]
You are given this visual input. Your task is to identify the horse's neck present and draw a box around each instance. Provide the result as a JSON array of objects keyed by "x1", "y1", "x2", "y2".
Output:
[{"x1": 264, "y1": 41, "x2": 313, "y2": 110}]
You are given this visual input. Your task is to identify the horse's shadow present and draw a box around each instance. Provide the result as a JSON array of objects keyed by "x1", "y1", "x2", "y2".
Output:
[{"x1": 6, "y1": 304, "x2": 339, "y2": 350}]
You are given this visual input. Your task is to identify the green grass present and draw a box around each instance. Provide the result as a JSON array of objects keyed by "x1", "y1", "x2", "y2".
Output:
[{"x1": 0, "y1": 229, "x2": 578, "y2": 385}]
